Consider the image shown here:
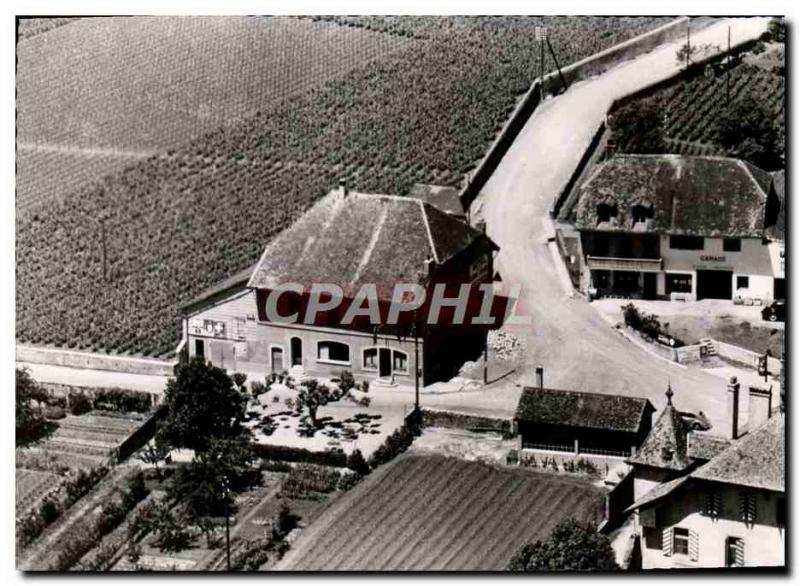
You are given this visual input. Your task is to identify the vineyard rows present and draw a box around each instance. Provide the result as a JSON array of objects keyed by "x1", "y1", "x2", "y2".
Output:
[
  {"x1": 280, "y1": 454, "x2": 605, "y2": 571},
  {"x1": 16, "y1": 17, "x2": 673, "y2": 357}
]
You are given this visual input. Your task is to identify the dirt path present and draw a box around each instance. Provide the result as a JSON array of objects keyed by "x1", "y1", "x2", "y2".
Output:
[{"x1": 463, "y1": 17, "x2": 769, "y2": 432}]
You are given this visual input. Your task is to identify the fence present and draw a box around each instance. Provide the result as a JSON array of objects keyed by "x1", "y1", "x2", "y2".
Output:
[{"x1": 420, "y1": 408, "x2": 511, "y2": 436}]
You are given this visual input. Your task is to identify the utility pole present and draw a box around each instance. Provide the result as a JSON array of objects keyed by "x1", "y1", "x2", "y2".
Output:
[
  {"x1": 685, "y1": 22, "x2": 691, "y2": 70},
  {"x1": 100, "y1": 217, "x2": 108, "y2": 282},
  {"x1": 413, "y1": 318, "x2": 420, "y2": 412},
  {"x1": 727, "y1": 25, "x2": 731, "y2": 106},
  {"x1": 222, "y1": 476, "x2": 231, "y2": 571},
  {"x1": 536, "y1": 26, "x2": 547, "y2": 97}
]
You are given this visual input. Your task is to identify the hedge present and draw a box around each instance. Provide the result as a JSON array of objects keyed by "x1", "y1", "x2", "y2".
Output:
[{"x1": 251, "y1": 443, "x2": 347, "y2": 468}]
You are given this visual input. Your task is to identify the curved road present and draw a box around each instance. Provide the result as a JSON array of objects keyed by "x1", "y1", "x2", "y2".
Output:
[{"x1": 469, "y1": 17, "x2": 769, "y2": 430}]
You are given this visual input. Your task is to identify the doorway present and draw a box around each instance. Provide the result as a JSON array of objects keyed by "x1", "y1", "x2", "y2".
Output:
[
  {"x1": 643, "y1": 273, "x2": 657, "y2": 300},
  {"x1": 271, "y1": 346, "x2": 284, "y2": 372},
  {"x1": 379, "y1": 348, "x2": 392, "y2": 378},
  {"x1": 290, "y1": 337, "x2": 303, "y2": 367},
  {"x1": 696, "y1": 270, "x2": 733, "y2": 300}
]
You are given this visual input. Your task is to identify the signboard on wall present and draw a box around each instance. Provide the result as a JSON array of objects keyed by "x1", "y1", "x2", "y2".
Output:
[{"x1": 190, "y1": 319, "x2": 226, "y2": 338}]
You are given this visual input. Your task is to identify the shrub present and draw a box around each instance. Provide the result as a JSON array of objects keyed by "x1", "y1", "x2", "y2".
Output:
[
  {"x1": 367, "y1": 416, "x2": 422, "y2": 469},
  {"x1": 69, "y1": 393, "x2": 93, "y2": 416},
  {"x1": 44, "y1": 406, "x2": 66, "y2": 420},
  {"x1": 251, "y1": 443, "x2": 347, "y2": 467},
  {"x1": 93, "y1": 388, "x2": 152, "y2": 413},
  {"x1": 337, "y1": 470, "x2": 362, "y2": 492},
  {"x1": 251, "y1": 380, "x2": 266, "y2": 396},
  {"x1": 338, "y1": 370, "x2": 356, "y2": 392},
  {"x1": 96, "y1": 500, "x2": 127, "y2": 537},
  {"x1": 39, "y1": 496, "x2": 60, "y2": 524},
  {"x1": 280, "y1": 464, "x2": 341, "y2": 498},
  {"x1": 346, "y1": 449, "x2": 370, "y2": 476}
]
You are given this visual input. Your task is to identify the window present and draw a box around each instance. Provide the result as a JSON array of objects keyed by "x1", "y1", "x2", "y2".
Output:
[
  {"x1": 631, "y1": 204, "x2": 654, "y2": 225},
  {"x1": 736, "y1": 276, "x2": 749, "y2": 290},
  {"x1": 596, "y1": 203, "x2": 617, "y2": 223},
  {"x1": 195, "y1": 339, "x2": 205, "y2": 359},
  {"x1": 723, "y1": 238, "x2": 741, "y2": 252},
  {"x1": 666, "y1": 273, "x2": 693, "y2": 294},
  {"x1": 670, "y1": 235, "x2": 704, "y2": 250},
  {"x1": 317, "y1": 341, "x2": 350, "y2": 365},
  {"x1": 235, "y1": 317, "x2": 246, "y2": 340},
  {"x1": 393, "y1": 350, "x2": 409, "y2": 373},
  {"x1": 673, "y1": 527, "x2": 690, "y2": 556},
  {"x1": 363, "y1": 348, "x2": 378, "y2": 371},
  {"x1": 726, "y1": 537, "x2": 744, "y2": 567},
  {"x1": 776, "y1": 497, "x2": 785, "y2": 528}
]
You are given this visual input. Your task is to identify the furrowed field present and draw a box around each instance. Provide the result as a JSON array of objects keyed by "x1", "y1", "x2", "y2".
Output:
[
  {"x1": 277, "y1": 453, "x2": 606, "y2": 571},
  {"x1": 16, "y1": 16, "x2": 674, "y2": 357},
  {"x1": 16, "y1": 16, "x2": 415, "y2": 211}
]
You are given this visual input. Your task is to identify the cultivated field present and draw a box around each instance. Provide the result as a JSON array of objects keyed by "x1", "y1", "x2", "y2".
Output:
[
  {"x1": 16, "y1": 16, "x2": 416, "y2": 212},
  {"x1": 16, "y1": 16, "x2": 674, "y2": 358},
  {"x1": 612, "y1": 43, "x2": 784, "y2": 165},
  {"x1": 278, "y1": 453, "x2": 606, "y2": 571}
]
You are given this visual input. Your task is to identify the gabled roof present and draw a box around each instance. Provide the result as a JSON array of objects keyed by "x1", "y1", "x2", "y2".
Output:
[
  {"x1": 408, "y1": 184, "x2": 465, "y2": 218},
  {"x1": 248, "y1": 190, "x2": 492, "y2": 299},
  {"x1": 181, "y1": 264, "x2": 255, "y2": 314},
  {"x1": 627, "y1": 390, "x2": 691, "y2": 471},
  {"x1": 625, "y1": 475, "x2": 690, "y2": 514},
  {"x1": 575, "y1": 155, "x2": 774, "y2": 237},
  {"x1": 692, "y1": 414, "x2": 784, "y2": 493},
  {"x1": 514, "y1": 387, "x2": 653, "y2": 433}
]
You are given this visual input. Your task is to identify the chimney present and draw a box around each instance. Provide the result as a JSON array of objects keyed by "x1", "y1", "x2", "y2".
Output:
[
  {"x1": 535, "y1": 366, "x2": 544, "y2": 389},
  {"x1": 748, "y1": 385, "x2": 773, "y2": 430},
  {"x1": 339, "y1": 178, "x2": 348, "y2": 198},
  {"x1": 727, "y1": 376, "x2": 740, "y2": 440},
  {"x1": 423, "y1": 257, "x2": 437, "y2": 277}
]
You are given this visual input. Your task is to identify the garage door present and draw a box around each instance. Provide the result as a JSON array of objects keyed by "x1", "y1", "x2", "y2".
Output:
[{"x1": 696, "y1": 270, "x2": 733, "y2": 300}]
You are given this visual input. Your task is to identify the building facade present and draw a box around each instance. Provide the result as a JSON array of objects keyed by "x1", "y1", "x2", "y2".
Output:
[
  {"x1": 575, "y1": 155, "x2": 784, "y2": 302},
  {"x1": 180, "y1": 184, "x2": 500, "y2": 387},
  {"x1": 626, "y1": 381, "x2": 784, "y2": 569}
]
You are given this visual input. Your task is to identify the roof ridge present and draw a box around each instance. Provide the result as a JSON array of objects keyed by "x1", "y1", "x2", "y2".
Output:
[
  {"x1": 418, "y1": 199, "x2": 440, "y2": 264},
  {"x1": 523, "y1": 385, "x2": 648, "y2": 404}
]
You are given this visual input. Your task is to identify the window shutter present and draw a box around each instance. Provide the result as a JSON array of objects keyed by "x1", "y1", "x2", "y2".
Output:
[
  {"x1": 739, "y1": 493, "x2": 757, "y2": 526},
  {"x1": 688, "y1": 530, "x2": 699, "y2": 562},
  {"x1": 735, "y1": 539, "x2": 745, "y2": 567},
  {"x1": 662, "y1": 527, "x2": 673, "y2": 557},
  {"x1": 704, "y1": 491, "x2": 721, "y2": 517}
]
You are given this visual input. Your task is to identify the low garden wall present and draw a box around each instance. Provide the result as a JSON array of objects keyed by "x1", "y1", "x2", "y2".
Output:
[
  {"x1": 459, "y1": 16, "x2": 693, "y2": 210},
  {"x1": 17, "y1": 344, "x2": 176, "y2": 376},
  {"x1": 420, "y1": 408, "x2": 511, "y2": 436}
]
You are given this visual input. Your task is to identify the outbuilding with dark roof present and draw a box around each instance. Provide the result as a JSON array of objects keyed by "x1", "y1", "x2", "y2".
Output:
[{"x1": 514, "y1": 386, "x2": 655, "y2": 457}]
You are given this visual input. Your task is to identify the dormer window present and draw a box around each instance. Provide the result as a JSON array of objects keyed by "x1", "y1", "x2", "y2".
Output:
[
  {"x1": 631, "y1": 203, "x2": 654, "y2": 226},
  {"x1": 597, "y1": 203, "x2": 617, "y2": 224}
]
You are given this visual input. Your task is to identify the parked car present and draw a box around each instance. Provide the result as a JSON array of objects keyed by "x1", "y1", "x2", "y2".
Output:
[{"x1": 762, "y1": 299, "x2": 785, "y2": 322}]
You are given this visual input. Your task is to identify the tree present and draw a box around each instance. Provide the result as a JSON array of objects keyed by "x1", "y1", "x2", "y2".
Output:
[
  {"x1": 167, "y1": 434, "x2": 255, "y2": 520},
  {"x1": 16, "y1": 367, "x2": 50, "y2": 445},
  {"x1": 609, "y1": 99, "x2": 666, "y2": 155},
  {"x1": 508, "y1": 519, "x2": 619, "y2": 571},
  {"x1": 346, "y1": 449, "x2": 370, "y2": 476},
  {"x1": 712, "y1": 95, "x2": 782, "y2": 170},
  {"x1": 138, "y1": 439, "x2": 170, "y2": 480},
  {"x1": 767, "y1": 18, "x2": 785, "y2": 43},
  {"x1": 157, "y1": 356, "x2": 249, "y2": 452},
  {"x1": 294, "y1": 377, "x2": 353, "y2": 427}
]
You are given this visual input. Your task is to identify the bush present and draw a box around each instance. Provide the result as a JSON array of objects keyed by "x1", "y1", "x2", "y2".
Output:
[
  {"x1": 338, "y1": 470, "x2": 362, "y2": 491},
  {"x1": 39, "y1": 496, "x2": 60, "y2": 524},
  {"x1": 251, "y1": 380, "x2": 266, "y2": 396},
  {"x1": 93, "y1": 387, "x2": 152, "y2": 413},
  {"x1": 346, "y1": 449, "x2": 370, "y2": 476},
  {"x1": 367, "y1": 416, "x2": 422, "y2": 469},
  {"x1": 44, "y1": 405, "x2": 66, "y2": 420},
  {"x1": 69, "y1": 393, "x2": 93, "y2": 416},
  {"x1": 96, "y1": 500, "x2": 127, "y2": 537},
  {"x1": 280, "y1": 464, "x2": 341, "y2": 498},
  {"x1": 251, "y1": 443, "x2": 347, "y2": 467}
]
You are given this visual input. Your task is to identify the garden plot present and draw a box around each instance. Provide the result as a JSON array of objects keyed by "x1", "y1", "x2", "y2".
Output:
[
  {"x1": 245, "y1": 380, "x2": 407, "y2": 458},
  {"x1": 15, "y1": 468, "x2": 61, "y2": 518}
]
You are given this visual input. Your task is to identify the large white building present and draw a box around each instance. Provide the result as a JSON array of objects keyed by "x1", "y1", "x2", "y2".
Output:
[
  {"x1": 626, "y1": 380, "x2": 784, "y2": 569},
  {"x1": 575, "y1": 155, "x2": 785, "y2": 302}
]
